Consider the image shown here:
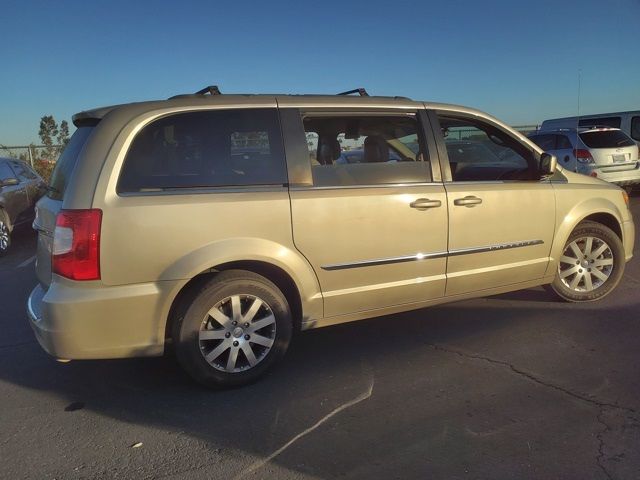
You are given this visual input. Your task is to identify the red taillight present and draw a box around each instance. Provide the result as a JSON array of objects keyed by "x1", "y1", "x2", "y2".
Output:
[
  {"x1": 573, "y1": 148, "x2": 594, "y2": 163},
  {"x1": 52, "y1": 209, "x2": 102, "y2": 281}
]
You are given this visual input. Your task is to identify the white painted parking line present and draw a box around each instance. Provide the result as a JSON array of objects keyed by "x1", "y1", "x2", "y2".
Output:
[{"x1": 17, "y1": 255, "x2": 36, "y2": 269}]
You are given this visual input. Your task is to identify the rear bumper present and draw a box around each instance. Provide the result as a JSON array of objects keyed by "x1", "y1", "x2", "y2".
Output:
[
  {"x1": 27, "y1": 278, "x2": 179, "y2": 360},
  {"x1": 577, "y1": 162, "x2": 640, "y2": 185}
]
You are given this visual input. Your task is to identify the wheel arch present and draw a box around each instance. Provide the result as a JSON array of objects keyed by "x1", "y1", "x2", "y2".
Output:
[
  {"x1": 546, "y1": 197, "x2": 625, "y2": 276},
  {"x1": 581, "y1": 212, "x2": 622, "y2": 240},
  {"x1": 160, "y1": 239, "x2": 323, "y2": 347}
]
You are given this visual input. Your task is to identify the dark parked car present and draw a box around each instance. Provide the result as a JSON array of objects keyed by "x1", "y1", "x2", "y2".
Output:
[{"x1": 0, "y1": 158, "x2": 46, "y2": 255}]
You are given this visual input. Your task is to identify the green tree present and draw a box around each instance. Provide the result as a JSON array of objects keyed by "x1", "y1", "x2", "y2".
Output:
[
  {"x1": 57, "y1": 120, "x2": 70, "y2": 146},
  {"x1": 38, "y1": 115, "x2": 59, "y2": 160}
]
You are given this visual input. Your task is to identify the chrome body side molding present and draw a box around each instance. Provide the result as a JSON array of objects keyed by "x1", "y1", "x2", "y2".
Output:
[{"x1": 321, "y1": 239, "x2": 544, "y2": 271}]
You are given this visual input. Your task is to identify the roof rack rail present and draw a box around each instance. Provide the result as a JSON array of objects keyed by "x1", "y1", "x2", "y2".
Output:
[
  {"x1": 169, "y1": 85, "x2": 222, "y2": 100},
  {"x1": 195, "y1": 85, "x2": 222, "y2": 95},
  {"x1": 337, "y1": 88, "x2": 369, "y2": 97}
]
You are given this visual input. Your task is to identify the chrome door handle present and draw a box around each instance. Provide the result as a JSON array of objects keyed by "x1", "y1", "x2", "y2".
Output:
[
  {"x1": 453, "y1": 196, "x2": 482, "y2": 207},
  {"x1": 410, "y1": 198, "x2": 442, "y2": 210}
]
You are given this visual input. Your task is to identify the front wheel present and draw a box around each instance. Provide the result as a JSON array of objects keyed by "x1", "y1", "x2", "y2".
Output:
[
  {"x1": 173, "y1": 270, "x2": 293, "y2": 388},
  {"x1": 547, "y1": 221, "x2": 625, "y2": 302}
]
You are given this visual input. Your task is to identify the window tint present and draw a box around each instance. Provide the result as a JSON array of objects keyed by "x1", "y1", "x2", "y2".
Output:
[
  {"x1": 556, "y1": 135, "x2": 573, "y2": 149},
  {"x1": 579, "y1": 130, "x2": 635, "y2": 149},
  {"x1": 118, "y1": 109, "x2": 286, "y2": 193},
  {"x1": 48, "y1": 126, "x2": 94, "y2": 200},
  {"x1": 303, "y1": 114, "x2": 431, "y2": 187},
  {"x1": 0, "y1": 162, "x2": 16, "y2": 181},
  {"x1": 529, "y1": 134, "x2": 555, "y2": 150},
  {"x1": 631, "y1": 117, "x2": 640, "y2": 141},
  {"x1": 438, "y1": 114, "x2": 535, "y2": 182},
  {"x1": 578, "y1": 117, "x2": 621, "y2": 128},
  {"x1": 10, "y1": 161, "x2": 37, "y2": 181}
]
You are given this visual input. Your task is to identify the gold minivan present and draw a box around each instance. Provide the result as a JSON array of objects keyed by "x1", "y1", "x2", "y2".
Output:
[{"x1": 27, "y1": 87, "x2": 635, "y2": 387}]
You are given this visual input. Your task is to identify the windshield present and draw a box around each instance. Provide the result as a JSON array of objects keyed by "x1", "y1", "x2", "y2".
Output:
[
  {"x1": 47, "y1": 126, "x2": 94, "y2": 201},
  {"x1": 579, "y1": 130, "x2": 635, "y2": 149}
]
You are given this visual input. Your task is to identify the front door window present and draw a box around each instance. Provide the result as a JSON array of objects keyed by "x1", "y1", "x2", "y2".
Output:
[{"x1": 439, "y1": 115, "x2": 536, "y2": 182}]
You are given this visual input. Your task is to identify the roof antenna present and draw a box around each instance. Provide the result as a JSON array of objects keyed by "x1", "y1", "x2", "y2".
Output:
[{"x1": 576, "y1": 69, "x2": 582, "y2": 130}]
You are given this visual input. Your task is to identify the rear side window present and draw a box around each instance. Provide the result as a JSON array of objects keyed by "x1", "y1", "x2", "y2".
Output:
[
  {"x1": 579, "y1": 130, "x2": 636, "y2": 149},
  {"x1": 631, "y1": 116, "x2": 640, "y2": 141},
  {"x1": 48, "y1": 126, "x2": 94, "y2": 200},
  {"x1": 556, "y1": 135, "x2": 573, "y2": 149},
  {"x1": 529, "y1": 134, "x2": 555, "y2": 150},
  {"x1": 578, "y1": 117, "x2": 621, "y2": 129},
  {"x1": 118, "y1": 109, "x2": 286, "y2": 193},
  {"x1": 0, "y1": 162, "x2": 16, "y2": 181},
  {"x1": 10, "y1": 161, "x2": 38, "y2": 181}
]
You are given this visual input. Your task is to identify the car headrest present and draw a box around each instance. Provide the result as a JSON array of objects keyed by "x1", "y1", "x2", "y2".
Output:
[
  {"x1": 318, "y1": 137, "x2": 341, "y2": 165},
  {"x1": 364, "y1": 135, "x2": 389, "y2": 163}
]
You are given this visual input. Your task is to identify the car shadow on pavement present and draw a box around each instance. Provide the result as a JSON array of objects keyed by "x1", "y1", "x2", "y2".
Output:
[{"x1": 1, "y1": 285, "x2": 639, "y2": 478}]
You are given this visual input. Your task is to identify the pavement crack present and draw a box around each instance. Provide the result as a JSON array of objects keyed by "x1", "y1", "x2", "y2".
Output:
[
  {"x1": 233, "y1": 376, "x2": 375, "y2": 479},
  {"x1": 429, "y1": 344, "x2": 636, "y2": 414},
  {"x1": 596, "y1": 407, "x2": 614, "y2": 480}
]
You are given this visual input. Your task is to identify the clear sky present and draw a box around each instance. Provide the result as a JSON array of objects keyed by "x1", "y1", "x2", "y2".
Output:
[{"x1": 1, "y1": 0, "x2": 639, "y2": 145}]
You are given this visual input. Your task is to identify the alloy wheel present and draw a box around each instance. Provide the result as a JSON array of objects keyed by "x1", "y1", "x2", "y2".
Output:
[
  {"x1": 198, "y1": 294, "x2": 276, "y2": 373},
  {"x1": 558, "y1": 236, "x2": 614, "y2": 292}
]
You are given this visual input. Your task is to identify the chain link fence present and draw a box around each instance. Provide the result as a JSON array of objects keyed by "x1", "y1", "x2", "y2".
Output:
[{"x1": 0, "y1": 144, "x2": 64, "y2": 166}]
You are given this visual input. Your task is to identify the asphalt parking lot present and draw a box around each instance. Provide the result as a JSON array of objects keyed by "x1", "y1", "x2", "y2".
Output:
[{"x1": 1, "y1": 199, "x2": 639, "y2": 480}]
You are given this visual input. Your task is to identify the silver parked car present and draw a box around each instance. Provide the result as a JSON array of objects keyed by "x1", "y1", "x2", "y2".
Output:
[
  {"x1": 529, "y1": 127, "x2": 640, "y2": 191},
  {"x1": 540, "y1": 111, "x2": 640, "y2": 147}
]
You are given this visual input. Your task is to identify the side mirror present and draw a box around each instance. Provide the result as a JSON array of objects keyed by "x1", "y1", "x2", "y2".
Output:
[
  {"x1": 540, "y1": 153, "x2": 557, "y2": 176},
  {"x1": 1, "y1": 177, "x2": 19, "y2": 187}
]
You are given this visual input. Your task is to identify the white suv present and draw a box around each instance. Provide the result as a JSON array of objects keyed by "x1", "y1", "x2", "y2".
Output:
[{"x1": 529, "y1": 127, "x2": 640, "y2": 191}]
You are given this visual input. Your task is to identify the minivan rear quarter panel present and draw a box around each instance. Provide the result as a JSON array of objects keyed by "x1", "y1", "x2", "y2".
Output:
[{"x1": 89, "y1": 102, "x2": 323, "y2": 321}]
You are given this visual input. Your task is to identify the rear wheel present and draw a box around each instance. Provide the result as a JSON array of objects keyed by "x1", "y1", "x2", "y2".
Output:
[
  {"x1": 547, "y1": 221, "x2": 625, "y2": 302},
  {"x1": 173, "y1": 270, "x2": 293, "y2": 388},
  {"x1": 0, "y1": 211, "x2": 11, "y2": 257}
]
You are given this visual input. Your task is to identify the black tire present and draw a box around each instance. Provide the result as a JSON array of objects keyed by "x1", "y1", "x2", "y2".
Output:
[
  {"x1": 546, "y1": 221, "x2": 625, "y2": 302},
  {"x1": 173, "y1": 270, "x2": 293, "y2": 388},
  {"x1": 0, "y1": 210, "x2": 11, "y2": 257}
]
